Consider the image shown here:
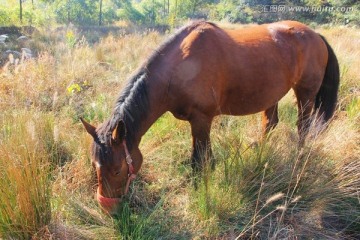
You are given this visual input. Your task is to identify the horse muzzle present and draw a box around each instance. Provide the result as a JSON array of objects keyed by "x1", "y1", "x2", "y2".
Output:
[{"x1": 96, "y1": 188, "x2": 121, "y2": 214}]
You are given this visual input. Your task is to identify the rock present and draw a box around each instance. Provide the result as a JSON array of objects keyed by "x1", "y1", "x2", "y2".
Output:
[{"x1": 17, "y1": 35, "x2": 29, "y2": 41}]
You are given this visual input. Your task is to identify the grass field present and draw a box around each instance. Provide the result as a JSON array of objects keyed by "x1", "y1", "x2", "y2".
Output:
[{"x1": 0, "y1": 23, "x2": 359, "y2": 239}]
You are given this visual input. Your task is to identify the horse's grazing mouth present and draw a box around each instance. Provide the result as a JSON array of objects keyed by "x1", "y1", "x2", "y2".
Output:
[{"x1": 96, "y1": 188, "x2": 122, "y2": 214}]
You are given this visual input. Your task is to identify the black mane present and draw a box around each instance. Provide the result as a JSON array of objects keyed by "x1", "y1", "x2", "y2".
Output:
[
  {"x1": 96, "y1": 21, "x2": 214, "y2": 149},
  {"x1": 96, "y1": 72, "x2": 148, "y2": 150}
]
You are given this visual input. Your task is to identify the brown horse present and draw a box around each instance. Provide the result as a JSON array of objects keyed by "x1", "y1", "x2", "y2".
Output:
[{"x1": 81, "y1": 20, "x2": 339, "y2": 214}]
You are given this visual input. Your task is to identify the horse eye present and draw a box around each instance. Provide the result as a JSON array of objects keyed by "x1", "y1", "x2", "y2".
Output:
[{"x1": 115, "y1": 171, "x2": 121, "y2": 176}]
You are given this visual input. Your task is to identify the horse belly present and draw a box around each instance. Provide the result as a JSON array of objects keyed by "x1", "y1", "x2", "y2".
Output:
[
  {"x1": 221, "y1": 77, "x2": 291, "y2": 116},
  {"x1": 219, "y1": 46, "x2": 294, "y2": 116}
]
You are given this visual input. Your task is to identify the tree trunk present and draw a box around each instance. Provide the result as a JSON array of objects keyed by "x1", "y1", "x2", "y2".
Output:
[
  {"x1": 99, "y1": 0, "x2": 103, "y2": 26},
  {"x1": 192, "y1": 1, "x2": 197, "y2": 17},
  {"x1": 192, "y1": 0, "x2": 200, "y2": 17},
  {"x1": 67, "y1": 0, "x2": 70, "y2": 24},
  {"x1": 163, "y1": 0, "x2": 165, "y2": 17},
  {"x1": 167, "y1": 0, "x2": 170, "y2": 15},
  {"x1": 19, "y1": 0, "x2": 23, "y2": 23},
  {"x1": 175, "y1": 0, "x2": 177, "y2": 18},
  {"x1": 152, "y1": 0, "x2": 155, "y2": 23}
]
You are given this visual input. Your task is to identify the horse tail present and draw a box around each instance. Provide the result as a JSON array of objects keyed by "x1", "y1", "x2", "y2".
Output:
[{"x1": 315, "y1": 35, "x2": 340, "y2": 122}]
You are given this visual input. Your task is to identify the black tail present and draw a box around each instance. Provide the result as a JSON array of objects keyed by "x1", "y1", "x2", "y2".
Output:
[{"x1": 315, "y1": 35, "x2": 340, "y2": 122}]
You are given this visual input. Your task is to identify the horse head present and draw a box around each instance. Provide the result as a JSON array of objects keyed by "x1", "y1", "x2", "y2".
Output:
[{"x1": 81, "y1": 118, "x2": 141, "y2": 215}]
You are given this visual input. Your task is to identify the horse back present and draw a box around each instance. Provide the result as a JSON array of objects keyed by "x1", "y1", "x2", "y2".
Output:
[{"x1": 168, "y1": 21, "x2": 328, "y2": 117}]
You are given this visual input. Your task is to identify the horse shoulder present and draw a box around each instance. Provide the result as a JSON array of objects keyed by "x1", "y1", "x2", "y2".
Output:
[{"x1": 168, "y1": 23, "x2": 227, "y2": 118}]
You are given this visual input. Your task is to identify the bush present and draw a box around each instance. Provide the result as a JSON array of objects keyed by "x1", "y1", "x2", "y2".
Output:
[{"x1": 209, "y1": 1, "x2": 253, "y2": 23}]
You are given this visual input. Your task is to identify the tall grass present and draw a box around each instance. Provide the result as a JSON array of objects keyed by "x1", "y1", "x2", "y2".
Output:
[
  {"x1": 0, "y1": 111, "x2": 53, "y2": 239},
  {"x1": 192, "y1": 118, "x2": 360, "y2": 239},
  {"x1": 0, "y1": 24, "x2": 359, "y2": 239}
]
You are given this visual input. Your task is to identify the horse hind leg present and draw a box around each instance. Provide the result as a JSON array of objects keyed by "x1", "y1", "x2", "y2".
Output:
[
  {"x1": 294, "y1": 87, "x2": 318, "y2": 146},
  {"x1": 261, "y1": 103, "x2": 279, "y2": 138}
]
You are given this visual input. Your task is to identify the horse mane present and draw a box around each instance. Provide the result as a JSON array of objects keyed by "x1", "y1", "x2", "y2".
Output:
[{"x1": 96, "y1": 21, "x2": 216, "y2": 149}]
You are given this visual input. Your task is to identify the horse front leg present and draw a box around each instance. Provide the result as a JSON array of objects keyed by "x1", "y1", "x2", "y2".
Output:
[
  {"x1": 261, "y1": 103, "x2": 279, "y2": 138},
  {"x1": 190, "y1": 113, "x2": 214, "y2": 174}
]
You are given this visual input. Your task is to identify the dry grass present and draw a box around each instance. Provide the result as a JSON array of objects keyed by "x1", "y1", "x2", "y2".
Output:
[
  {"x1": 0, "y1": 111, "x2": 52, "y2": 239},
  {"x1": 0, "y1": 23, "x2": 359, "y2": 239}
]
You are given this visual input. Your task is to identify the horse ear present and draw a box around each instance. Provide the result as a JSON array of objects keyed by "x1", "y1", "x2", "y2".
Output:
[
  {"x1": 80, "y1": 118, "x2": 97, "y2": 140},
  {"x1": 112, "y1": 120, "x2": 126, "y2": 144}
]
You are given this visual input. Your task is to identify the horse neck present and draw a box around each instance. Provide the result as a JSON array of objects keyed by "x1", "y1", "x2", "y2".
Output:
[
  {"x1": 129, "y1": 30, "x2": 188, "y2": 147},
  {"x1": 132, "y1": 74, "x2": 169, "y2": 147}
]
